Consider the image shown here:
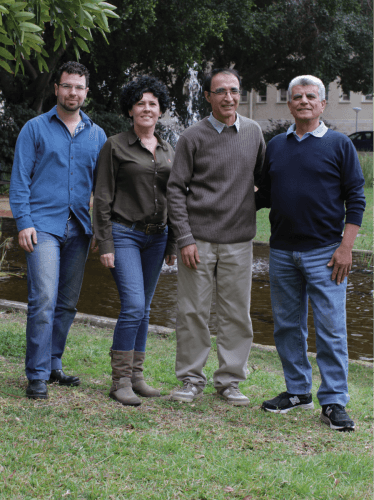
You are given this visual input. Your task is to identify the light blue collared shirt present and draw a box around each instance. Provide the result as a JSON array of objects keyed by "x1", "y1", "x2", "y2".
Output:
[
  {"x1": 286, "y1": 120, "x2": 328, "y2": 142},
  {"x1": 208, "y1": 112, "x2": 240, "y2": 133}
]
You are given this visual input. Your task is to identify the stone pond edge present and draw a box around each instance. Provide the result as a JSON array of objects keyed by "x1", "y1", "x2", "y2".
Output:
[{"x1": 0, "y1": 299, "x2": 372, "y2": 368}]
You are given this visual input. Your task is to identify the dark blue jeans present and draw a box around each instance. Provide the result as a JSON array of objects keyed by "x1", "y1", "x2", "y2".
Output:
[
  {"x1": 110, "y1": 222, "x2": 168, "y2": 352},
  {"x1": 25, "y1": 217, "x2": 90, "y2": 380}
]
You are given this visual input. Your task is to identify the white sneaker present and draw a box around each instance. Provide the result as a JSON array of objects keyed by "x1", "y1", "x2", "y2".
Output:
[
  {"x1": 170, "y1": 383, "x2": 204, "y2": 402},
  {"x1": 217, "y1": 386, "x2": 249, "y2": 406}
]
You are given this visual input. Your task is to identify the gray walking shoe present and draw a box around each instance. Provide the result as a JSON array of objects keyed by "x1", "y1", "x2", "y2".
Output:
[
  {"x1": 170, "y1": 383, "x2": 204, "y2": 402},
  {"x1": 217, "y1": 386, "x2": 249, "y2": 406}
]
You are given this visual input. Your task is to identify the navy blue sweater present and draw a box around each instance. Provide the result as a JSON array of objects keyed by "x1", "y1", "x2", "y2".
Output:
[{"x1": 255, "y1": 130, "x2": 366, "y2": 251}]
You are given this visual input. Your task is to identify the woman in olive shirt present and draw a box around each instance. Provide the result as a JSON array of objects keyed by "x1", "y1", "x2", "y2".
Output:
[{"x1": 93, "y1": 76, "x2": 176, "y2": 406}]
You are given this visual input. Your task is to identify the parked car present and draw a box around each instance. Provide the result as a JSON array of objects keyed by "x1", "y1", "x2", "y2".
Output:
[{"x1": 348, "y1": 131, "x2": 373, "y2": 152}]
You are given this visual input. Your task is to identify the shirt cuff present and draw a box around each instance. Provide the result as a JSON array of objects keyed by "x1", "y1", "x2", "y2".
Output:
[
  {"x1": 98, "y1": 239, "x2": 115, "y2": 255},
  {"x1": 15, "y1": 215, "x2": 35, "y2": 232}
]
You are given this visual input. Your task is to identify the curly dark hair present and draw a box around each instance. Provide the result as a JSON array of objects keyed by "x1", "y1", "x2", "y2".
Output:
[
  {"x1": 55, "y1": 61, "x2": 90, "y2": 87},
  {"x1": 120, "y1": 76, "x2": 170, "y2": 118}
]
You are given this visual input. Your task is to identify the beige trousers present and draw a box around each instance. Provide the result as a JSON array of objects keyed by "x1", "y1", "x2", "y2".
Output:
[{"x1": 175, "y1": 239, "x2": 253, "y2": 389}]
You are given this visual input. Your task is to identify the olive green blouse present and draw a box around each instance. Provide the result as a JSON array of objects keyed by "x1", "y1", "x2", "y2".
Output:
[{"x1": 93, "y1": 127, "x2": 175, "y2": 255}]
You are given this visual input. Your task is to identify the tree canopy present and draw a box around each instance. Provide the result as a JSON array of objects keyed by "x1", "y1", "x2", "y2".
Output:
[
  {"x1": 82, "y1": 0, "x2": 373, "y2": 121},
  {"x1": 0, "y1": 0, "x2": 119, "y2": 112},
  {"x1": 0, "y1": 0, "x2": 372, "y2": 120}
]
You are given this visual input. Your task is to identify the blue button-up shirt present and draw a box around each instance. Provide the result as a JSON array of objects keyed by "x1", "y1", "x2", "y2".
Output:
[{"x1": 10, "y1": 106, "x2": 107, "y2": 236}]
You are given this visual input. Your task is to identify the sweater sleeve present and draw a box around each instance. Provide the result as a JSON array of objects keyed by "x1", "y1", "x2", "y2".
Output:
[
  {"x1": 253, "y1": 131, "x2": 266, "y2": 187},
  {"x1": 255, "y1": 143, "x2": 272, "y2": 211},
  {"x1": 340, "y1": 138, "x2": 366, "y2": 227},
  {"x1": 166, "y1": 135, "x2": 196, "y2": 249}
]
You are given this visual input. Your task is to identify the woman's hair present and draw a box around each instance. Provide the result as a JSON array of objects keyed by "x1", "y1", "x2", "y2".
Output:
[{"x1": 120, "y1": 76, "x2": 170, "y2": 118}]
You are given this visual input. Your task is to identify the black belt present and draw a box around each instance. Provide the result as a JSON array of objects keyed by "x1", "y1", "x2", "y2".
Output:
[{"x1": 112, "y1": 216, "x2": 166, "y2": 235}]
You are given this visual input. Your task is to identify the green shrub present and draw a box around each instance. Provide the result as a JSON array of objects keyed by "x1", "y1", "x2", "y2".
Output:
[
  {"x1": 84, "y1": 103, "x2": 131, "y2": 138},
  {"x1": 263, "y1": 119, "x2": 293, "y2": 143},
  {"x1": 0, "y1": 103, "x2": 38, "y2": 178}
]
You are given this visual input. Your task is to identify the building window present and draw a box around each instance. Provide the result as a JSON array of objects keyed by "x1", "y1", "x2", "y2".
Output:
[
  {"x1": 339, "y1": 92, "x2": 350, "y2": 102},
  {"x1": 257, "y1": 87, "x2": 267, "y2": 103},
  {"x1": 362, "y1": 94, "x2": 373, "y2": 102},
  {"x1": 240, "y1": 89, "x2": 248, "y2": 103},
  {"x1": 277, "y1": 89, "x2": 288, "y2": 103}
]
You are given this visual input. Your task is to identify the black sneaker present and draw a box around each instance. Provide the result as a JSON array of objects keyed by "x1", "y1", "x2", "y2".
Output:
[
  {"x1": 320, "y1": 404, "x2": 355, "y2": 432},
  {"x1": 262, "y1": 391, "x2": 314, "y2": 413}
]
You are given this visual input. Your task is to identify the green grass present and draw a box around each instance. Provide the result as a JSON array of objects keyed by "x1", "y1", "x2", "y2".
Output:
[
  {"x1": 255, "y1": 187, "x2": 373, "y2": 252},
  {"x1": 358, "y1": 153, "x2": 373, "y2": 188},
  {"x1": 0, "y1": 311, "x2": 373, "y2": 499}
]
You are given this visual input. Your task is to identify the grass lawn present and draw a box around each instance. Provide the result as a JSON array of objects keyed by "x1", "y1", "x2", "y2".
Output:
[
  {"x1": 0, "y1": 311, "x2": 373, "y2": 500},
  {"x1": 255, "y1": 187, "x2": 373, "y2": 252}
]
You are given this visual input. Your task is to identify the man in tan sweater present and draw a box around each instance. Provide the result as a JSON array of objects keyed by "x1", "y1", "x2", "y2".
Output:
[{"x1": 167, "y1": 68, "x2": 265, "y2": 406}]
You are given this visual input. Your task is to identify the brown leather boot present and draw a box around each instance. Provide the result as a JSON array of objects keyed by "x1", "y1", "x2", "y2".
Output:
[
  {"x1": 131, "y1": 351, "x2": 161, "y2": 397},
  {"x1": 109, "y1": 350, "x2": 141, "y2": 406}
]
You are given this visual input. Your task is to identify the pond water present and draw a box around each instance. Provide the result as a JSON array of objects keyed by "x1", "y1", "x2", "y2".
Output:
[{"x1": 1, "y1": 218, "x2": 373, "y2": 361}]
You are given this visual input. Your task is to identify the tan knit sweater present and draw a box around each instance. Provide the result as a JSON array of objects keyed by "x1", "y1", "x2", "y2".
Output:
[{"x1": 167, "y1": 115, "x2": 265, "y2": 248}]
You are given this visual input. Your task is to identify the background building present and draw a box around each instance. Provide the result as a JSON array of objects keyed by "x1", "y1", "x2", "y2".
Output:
[{"x1": 238, "y1": 79, "x2": 373, "y2": 135}]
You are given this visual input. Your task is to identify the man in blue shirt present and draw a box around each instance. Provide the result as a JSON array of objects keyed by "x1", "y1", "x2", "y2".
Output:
[
  {"x1": 256, "y1": 75, "x2": 365, "y2": 431},
  {"x1": 10, "y1": 62, "x2": 107, "y2": 399}
]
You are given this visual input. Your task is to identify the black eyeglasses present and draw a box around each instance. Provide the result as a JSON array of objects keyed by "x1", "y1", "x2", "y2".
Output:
[
  {"x1": 58, "y1": 84, "x2": 86, "y2": 91},
  {"x1": 209, "y1": 88, "x2": 241, "y2": 96}
]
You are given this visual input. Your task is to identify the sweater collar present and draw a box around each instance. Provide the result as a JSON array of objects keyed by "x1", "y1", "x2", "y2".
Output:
[
  {"x1": 208, "y1": 112, "x2": 240, "y2": 134},
  {"x1": 287, "y1": 121, "x2": 328, "y2": 141}
]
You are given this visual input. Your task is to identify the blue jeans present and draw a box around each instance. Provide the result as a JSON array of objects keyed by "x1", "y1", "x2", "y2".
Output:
[
  {"x1": 269, "y1": 243, "x2": 349, "y2": 406},
  {"x1": 25, "y1": 217, "x2": 90, "y2": 380},
  {"x1": 110, "y1": 222, "x2": 168, "y2": 352}
]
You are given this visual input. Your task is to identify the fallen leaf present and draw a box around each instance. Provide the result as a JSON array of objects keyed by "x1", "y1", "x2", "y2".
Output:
[
  {"x1": 224, "y1": 486, "x2": 234, "y2": 493},
  {"x1": 194, "y1": 454, "x2": 205, "y2": 459}
]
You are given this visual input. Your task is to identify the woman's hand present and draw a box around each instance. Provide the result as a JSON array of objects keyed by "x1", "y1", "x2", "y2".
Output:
[
  {"x1": 100, "y1": 253, "x2": 115, "y2": 268},
  {"x1": 165, "y1": 254, "x2": 176, "y2": 266}
]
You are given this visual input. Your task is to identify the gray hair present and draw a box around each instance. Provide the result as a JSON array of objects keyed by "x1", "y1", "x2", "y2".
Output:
[{"x1": 288, "y1": 75, "x2": 325, "y2": 101}]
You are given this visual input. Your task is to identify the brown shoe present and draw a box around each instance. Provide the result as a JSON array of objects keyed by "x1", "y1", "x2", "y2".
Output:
[
  {"x1": 109, "y1": 350, "x2": 141, "y2": 406},
  {"x1": 131, "y1": 351, "x2": 160, "y2": 397}
]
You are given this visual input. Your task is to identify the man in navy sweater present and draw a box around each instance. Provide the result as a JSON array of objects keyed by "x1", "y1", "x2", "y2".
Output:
[{"x1": 256, "y1": 75, "x2": 365, "y2": 431}]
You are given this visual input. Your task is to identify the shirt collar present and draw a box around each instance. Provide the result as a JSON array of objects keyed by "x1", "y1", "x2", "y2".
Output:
[
  {"x1": 128, "y1": 125, "x2": 169, "y2": 151},
  {"x1": 208, "y1": 112, "x2": 240, "y2": 133},
  {"x1": 47, "y1": 105, "x2": 93, "y2": 125},
  {"x1": 286, "y1": 121, "x2": 328, "y2": 141}
]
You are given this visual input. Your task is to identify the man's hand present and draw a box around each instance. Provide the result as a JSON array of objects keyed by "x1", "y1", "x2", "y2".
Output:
[
  {"x1": 180, "y1": 244, "x2": 200, "y2": 270},
  {"x1": 18, "y1": 227, "x2": 37, "y2": 252},
  {"x1": 327, "y1": 224, "x2": 360, "y2": 285},
  {"x1": 327, "y1": 245, "x2": 352, "y2": 285},
  {"x1": 91, "y1": 235, "x2": 98, "y2": 252},
  {"x1": 100, "y1": 253, "x2": 115, "y2": 268},
  {"x1": 165, "y1": 254, "x2": 177, "y2": 266}
]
